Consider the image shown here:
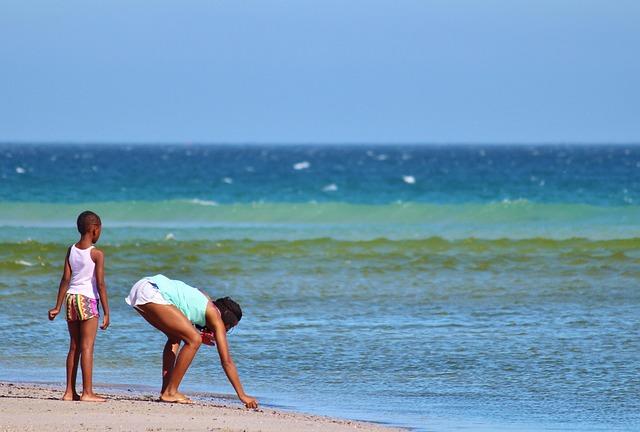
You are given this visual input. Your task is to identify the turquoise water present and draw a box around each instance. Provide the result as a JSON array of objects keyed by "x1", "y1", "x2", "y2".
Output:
[{"x1": 1, "y1": 144, "x2": 639, "y2": 431}]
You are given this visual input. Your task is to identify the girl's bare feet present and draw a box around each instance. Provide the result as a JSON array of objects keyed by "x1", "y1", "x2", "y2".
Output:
[
  {"x1": 80, "y1": 393, "x2": 106, "y2": 402},
  {"x1": 62, "y1": 392, "x2": 81, "y2": 401},
  {"x1": 159, "y1": 391, "x2": 193, "y2": 404}
]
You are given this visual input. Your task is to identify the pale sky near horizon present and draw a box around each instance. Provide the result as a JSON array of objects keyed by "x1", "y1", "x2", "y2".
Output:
[{"x1": 1, "y1": 1, "x2": 639, "y2": 144}]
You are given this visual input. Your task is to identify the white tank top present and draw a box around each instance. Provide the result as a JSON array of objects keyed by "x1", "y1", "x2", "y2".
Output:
[{"x1": 66, "y1": 244, "x2": 99, "y2": 299}]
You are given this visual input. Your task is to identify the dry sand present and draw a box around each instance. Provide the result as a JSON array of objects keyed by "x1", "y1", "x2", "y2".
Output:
[{"x1": 0, "y1": 382, "x2": 402, "y2": 432}]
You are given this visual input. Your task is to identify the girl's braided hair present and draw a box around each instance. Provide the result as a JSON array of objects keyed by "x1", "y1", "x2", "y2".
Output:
[{"x1": 214, "y1": 297, "x2": 242, "y2": 329}]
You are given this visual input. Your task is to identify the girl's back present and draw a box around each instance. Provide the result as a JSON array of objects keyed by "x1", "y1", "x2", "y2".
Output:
[{"x1": 67, "y1": 244, "x2": 99, "y2": 299}]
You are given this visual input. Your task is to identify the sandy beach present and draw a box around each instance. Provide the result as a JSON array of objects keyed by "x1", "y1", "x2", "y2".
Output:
[{"x1": 0, "y1": 382, "x2": 401, "y2": 432}]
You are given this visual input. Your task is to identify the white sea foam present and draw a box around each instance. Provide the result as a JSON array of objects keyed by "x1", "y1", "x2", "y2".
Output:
[
  {"x1": 15, "y1": 167, "x2": 26, "y2": 174},
  {"x1": 15, "y1": 260, "x2": 34, "y2": 266},
  {"x1": 222, "y1": 177, "x2": 233, "y2": 184},
  {"x1": 165, "y1": 233, "x2": 176, "y2": 240},
  {"x1": 189, "y1": 199, "x2": 219, "y2": 206},
  {"x1": 322, "y1": 183, "x2": 338, "y2": 192},
  {"x1": 293, "y1": 161, "x2": 310, "y2": 170},
  {"x1": 500, "y1": 198, "x2": 530, "y2": 205},
  {"x1": 402, "y1": 175, "x2": 416, "y2": 184}
]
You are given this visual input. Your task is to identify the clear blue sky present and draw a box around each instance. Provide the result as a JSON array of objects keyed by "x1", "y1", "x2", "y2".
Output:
[{"x1": 1, "y1": 0, "x2": 639, "y2": 143}]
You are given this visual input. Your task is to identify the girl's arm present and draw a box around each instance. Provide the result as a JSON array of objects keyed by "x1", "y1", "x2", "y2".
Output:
[
  {"x1": 48, "y1": 247, "x2": 72, "y2": 320},
  {"x1": 92, "y1": 248, "x2": 110, "y2": 330},
  {"x1": 205, "y1": 304, "x2": 258, "y2": 408}
]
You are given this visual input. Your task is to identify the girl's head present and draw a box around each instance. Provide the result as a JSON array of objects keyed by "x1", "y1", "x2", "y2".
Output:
[
  {"x1": 77, "y1": 210, "x2": 102, "y2": 243},
  {"x1": 214, "y1": 297, "x2": 242, "y2": 331}
]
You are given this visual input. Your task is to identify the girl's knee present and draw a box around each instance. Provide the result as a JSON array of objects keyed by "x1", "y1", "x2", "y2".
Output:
[
  {"x1": 184, "y1": 333, "x2": 202, "y2": 348},
  {"x1": 80, "y1": 340, "x2": 95, "y2": 352}
]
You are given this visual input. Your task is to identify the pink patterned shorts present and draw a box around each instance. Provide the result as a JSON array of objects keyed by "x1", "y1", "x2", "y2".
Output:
[{"x1": 65, "y1": 293, "x2": 99, "y2": 321}]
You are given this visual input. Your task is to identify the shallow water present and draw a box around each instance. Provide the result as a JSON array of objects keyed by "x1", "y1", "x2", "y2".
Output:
[{"x1": 1, "y1": 144, "x2": 639, "y2": 431}]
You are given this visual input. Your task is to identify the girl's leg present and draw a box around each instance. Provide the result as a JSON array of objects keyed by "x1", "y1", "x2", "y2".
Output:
[
  {"x1": 78, "y1": 317, "x2": 105, "y2": 402},
  {"x1": 162, "y1": 339, "x2": 181, "y2": 394},
  {"x1": 136, "y1": 303, "x2": 202, "y2": 402},
  {"x1": 63, "y1": 321, "x2": 81, "y2": 401}
]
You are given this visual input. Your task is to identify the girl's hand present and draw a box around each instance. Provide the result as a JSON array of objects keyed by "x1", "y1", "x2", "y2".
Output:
[
  {"x1": 48, "y1": 308, "x2": 60, "y2": 320},
  {"x1": 240, "y1": 394, "x2": 258, "y2": 409},
  {"x1": 201, "y1": 330, "x2": 216, "y2": 346},
  {"x1": 100, "y1": 314, "x2": 110, "y2": 330}
]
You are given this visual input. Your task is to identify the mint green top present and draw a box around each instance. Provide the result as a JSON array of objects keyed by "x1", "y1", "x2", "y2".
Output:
[{"x1": 146, "y1": 274, "x2": 209, "y2": 327}]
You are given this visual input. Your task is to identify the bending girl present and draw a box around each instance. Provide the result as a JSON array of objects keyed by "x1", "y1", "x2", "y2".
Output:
[{"x1": 125, "y1": 274, "x2": 257, "y2": 408}]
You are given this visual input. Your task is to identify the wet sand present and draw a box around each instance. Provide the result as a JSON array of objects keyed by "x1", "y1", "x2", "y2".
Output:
[{"x1": 0, "y1": 382, "x2": 402, "y2": 432}]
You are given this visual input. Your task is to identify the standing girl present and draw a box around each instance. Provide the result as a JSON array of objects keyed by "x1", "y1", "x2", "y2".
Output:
[{"x1": 48, "y1": 211, "x2": 110, "y2": 402}]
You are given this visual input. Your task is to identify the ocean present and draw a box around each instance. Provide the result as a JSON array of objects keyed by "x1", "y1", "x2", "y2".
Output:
[{"x1": 0, "y1": 144, "x2": 638, "y2": 431}]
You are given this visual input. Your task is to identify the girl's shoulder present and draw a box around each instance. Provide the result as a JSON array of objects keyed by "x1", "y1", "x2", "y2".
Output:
[{"x1": 90, "y1": 247, "x2": 104, "y2": 262}]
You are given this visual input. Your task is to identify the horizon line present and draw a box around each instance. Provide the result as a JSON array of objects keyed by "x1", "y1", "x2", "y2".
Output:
[{"x1": 2, "y1": 141, "x2": 640, "y2": 147}]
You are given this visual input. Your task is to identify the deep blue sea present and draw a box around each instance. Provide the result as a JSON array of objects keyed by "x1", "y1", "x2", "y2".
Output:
[{"x1": 0, "y1": 144, "x2": 639, "y2": 431}]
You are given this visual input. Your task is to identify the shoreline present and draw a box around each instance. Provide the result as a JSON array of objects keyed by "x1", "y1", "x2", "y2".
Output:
[{"x1": 0, "y1": 382, "x2": 404, "y2": 432}]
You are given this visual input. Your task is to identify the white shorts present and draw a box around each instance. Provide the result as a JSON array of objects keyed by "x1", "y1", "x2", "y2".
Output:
[{"x1": 125, "y1": 278, "x2": 171, "y2": 309}]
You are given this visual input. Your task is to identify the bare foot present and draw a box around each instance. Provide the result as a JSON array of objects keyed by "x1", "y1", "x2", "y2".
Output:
[
  {"x1": 80, "y1": 393, "x2": 106, "y2": 402},
  {"x1": 62, "y1": 392, "x2": 81, "y2": 401},
  {"x1": 159, "y1": 391, "x2": 192, "y2": 404}
]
